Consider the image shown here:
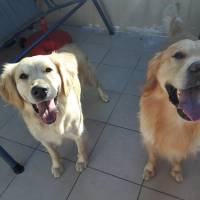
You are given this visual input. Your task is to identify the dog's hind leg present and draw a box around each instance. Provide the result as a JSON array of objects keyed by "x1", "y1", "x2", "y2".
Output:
[
  {"x1": 97, "y1": 83, "x2": 110, "y2": 103},
  {"x1": 83, "y1": 67, "x2": 109, "y2": 103},
  {"x1": 170, "y1": 159, "x2": 183, "y2": 183},
  {"x1": 42, "y1": 142, "x2": 64, "y2": 178},
  {"x1": 143, "y1": 145, "x2": 157, "y2": 181}
]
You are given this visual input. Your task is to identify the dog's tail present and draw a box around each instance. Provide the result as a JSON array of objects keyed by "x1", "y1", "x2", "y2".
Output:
[{"x1": 162, "y1": 2, "x2": 184, "y2": 37}]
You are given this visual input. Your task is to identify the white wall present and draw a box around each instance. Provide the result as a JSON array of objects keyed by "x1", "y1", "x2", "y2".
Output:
[{"x1": 42, "y1": 0, "x2": 200, "y2": 35}]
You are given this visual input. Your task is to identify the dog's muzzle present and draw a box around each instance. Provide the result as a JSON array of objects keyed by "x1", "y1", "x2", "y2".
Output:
[
  {"x1": 166, "y1": 61, "x2": 200, "y2": 122},
  {"x1": 31, "y1": 86, "x2": 58, "y2": 125},
  {"x1": 165, "y1": 61, "x2": 200, "y2": 121}
]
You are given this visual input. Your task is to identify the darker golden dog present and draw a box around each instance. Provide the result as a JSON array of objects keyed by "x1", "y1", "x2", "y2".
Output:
[{"x1": 139, "y1": 12, "x2": 200, "y2": 182}]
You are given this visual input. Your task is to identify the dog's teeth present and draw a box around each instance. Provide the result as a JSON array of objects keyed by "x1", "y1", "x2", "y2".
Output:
[{"x1": 42, "y1": 110, "x2": 48, "y2": 118}]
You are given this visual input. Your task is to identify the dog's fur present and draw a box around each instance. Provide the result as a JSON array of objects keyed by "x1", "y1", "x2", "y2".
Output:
[
  {"x1": 139, "y1": 7, "x2": 200, "y2": 182},
  {"x1": 0, "y1": 44, "x2": 109, "y2": 178}
]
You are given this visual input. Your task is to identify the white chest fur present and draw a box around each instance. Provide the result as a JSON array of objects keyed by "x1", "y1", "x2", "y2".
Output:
[{"x1": 23, "y1": 90, "x2": 84, "y2": 145}]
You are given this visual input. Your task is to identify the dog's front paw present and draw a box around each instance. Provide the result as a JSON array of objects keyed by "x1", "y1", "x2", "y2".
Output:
[
  {"x1": 143, "y1": 164, "x2": 156, "y2": 181},
  {"x1": 75, "y1": 159, "x2": 87, "y2": 172},
  {"x1": 51, "y1": 164, "x2": 64, "y2": 178},
  {"x1": 101, "y1": 93, "x2": 110, "y2": 103},
  {"x1": 170, "y1": 170, "x2": 183, "y2": 183}
]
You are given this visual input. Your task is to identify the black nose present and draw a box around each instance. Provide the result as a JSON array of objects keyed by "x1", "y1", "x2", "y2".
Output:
[
  {"x1": 31, "y1": 86, "x2": 48, "y2": 100},
  {"x1": 188, "y1": 61, "x2": 200, "y2": 73}
]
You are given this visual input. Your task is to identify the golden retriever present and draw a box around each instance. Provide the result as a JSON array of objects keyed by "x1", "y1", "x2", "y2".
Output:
[
  {"x1": 139, "y1": 14, "x2": 200, "y2": 182},
  {"x1": 0, "y1": 44, "x2": 109, "y2": 178}
]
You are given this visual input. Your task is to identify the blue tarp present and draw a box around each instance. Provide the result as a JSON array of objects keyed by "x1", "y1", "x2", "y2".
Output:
[{"x1": 0, "y1": 0, "x2": 42, "y2": 47}]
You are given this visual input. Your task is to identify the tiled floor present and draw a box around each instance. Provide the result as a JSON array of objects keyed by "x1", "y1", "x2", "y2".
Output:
[{"x1": 0, "y1": 25, "x2": 198, "y2": 200}]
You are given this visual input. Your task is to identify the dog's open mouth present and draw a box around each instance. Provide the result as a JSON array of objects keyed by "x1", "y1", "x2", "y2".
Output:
[
  {"x1": 32, "y1": 97, "x2": 58, "y2": 124},
  {"x1": 166, "y1": 84, "x2": 200, "y2": 121}
]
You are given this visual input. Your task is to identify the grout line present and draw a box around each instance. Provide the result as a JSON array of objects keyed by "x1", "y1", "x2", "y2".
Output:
[
  {"x1": 87, "y1": 123, "x2": 107, "y2": 159},
  {"x1": 65, "y1": 173, "x2": 82, "y2": 200},
  {"x1": 97, "y1": 50, "x2": 141, "y2": 70},
  {"x1": 84, "y1": 35, "x2": 113, "y2": 48},
  {"x1": 104, "y1": 88, "x2": 141, "y2": 98},
  {"x1": 107, "y1": 122, "x2": 140, "y2": 133},
  {"x1": 142, "y1": 185, "x2": 184, "y2": 200},
  {"x1": 136, "y1": 179, "x2": 144, "y2": 200},
  {"x1": 0, "y1": 135, "x2": 38, "y2": 150},
  {"x1": 36, "y1": 147, "x2": 75, "y2": 163},
  {"x1": 86, "y1": 117, "x2": 141, "y2": 135},
  {"x1": 62, "y1": 25, "x2": 93, "y2": 45},
  {"x1": 88, "y1": 166, "x2": 142, "y2": 186},
  {"x1": 0, "y1": 176, "x2": 16, "y2": 198},
  {"x1": 93, "y1": 45, "x2": 113, "y2": 71},
  {"x1": 22, "y1": 143, "x2": 41, "y2": 166},
  {"x1": 97, "y1": 63, "x2": 134, "y2": 70},
  {"x1": 0, "y1": 143, "x2": 40, "y2": 198},
  {"x1": 121, "y1": 56, "x2": 142, "y2": 94},
  {"x1": 106, "y1": 56, "x2": 141, "y2": 124}
]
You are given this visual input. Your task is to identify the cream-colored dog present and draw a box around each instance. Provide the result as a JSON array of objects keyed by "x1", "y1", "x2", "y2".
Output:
[{"x1": 0, "y1": 44, "x2": 109, "y2": 178}]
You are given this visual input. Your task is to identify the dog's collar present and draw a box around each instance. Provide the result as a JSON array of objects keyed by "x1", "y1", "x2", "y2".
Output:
[{"x1": 32, "y1": 104, "x2": 39, "y2": 113}]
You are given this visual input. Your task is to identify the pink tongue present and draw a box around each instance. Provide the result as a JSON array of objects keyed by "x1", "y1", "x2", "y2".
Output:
[
  {"x1": 37, "y1": 100, "x2": 57, "y2": 124},
  {"x1": 178, "y1": 88, "x2": 200, "y2": 121}
]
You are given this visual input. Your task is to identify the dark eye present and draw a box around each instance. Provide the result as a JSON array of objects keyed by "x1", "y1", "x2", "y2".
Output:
[
  {"x1": 45, "y1": 67, "x2": 52, "y2": 73},
  {"x1": 19, "y1": 73, "x2": 28, "y2": 80},
  {"x1": 172, "y1": 52, "x2": 186, "y2": 59}
]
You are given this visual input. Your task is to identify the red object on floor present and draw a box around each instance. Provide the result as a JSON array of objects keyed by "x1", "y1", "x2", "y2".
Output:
[{"x1": 26, "y1": 19, "x2": 72, "y2": 56}]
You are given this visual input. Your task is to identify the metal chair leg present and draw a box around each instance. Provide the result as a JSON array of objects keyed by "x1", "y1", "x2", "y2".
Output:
[
  {"x1": 0, "y1": 145, "x2": 24, "y2": 174},
  {"x1": 92, "y1": 0, "x2": 115, "y2": 35}
]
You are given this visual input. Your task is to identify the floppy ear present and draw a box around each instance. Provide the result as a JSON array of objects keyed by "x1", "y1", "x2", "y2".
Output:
[
  {"x1": 0, "y1": 63, "x2": 24, "y2": 109},
  {"x1": 143, "y1": 52, "x2": 163, "y2": 95},
  {"x1": 49, "y1": 52, "x2": 80, "y2": 96}
]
